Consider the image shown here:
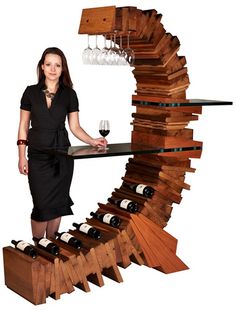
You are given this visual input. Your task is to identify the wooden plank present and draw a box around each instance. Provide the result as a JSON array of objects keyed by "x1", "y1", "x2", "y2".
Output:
[
  {"x1": 59, "y1": 260, "x2": 74, "y2": 294},
  {"x1": 127, "y1": 7, "x2": 138, "y2": 31},
  {"x1": 132, "y1": 130, "x2": 202, "y2": 149},
  {"x1": 157, "y1": 149, "x2": 202, "y2": 158},
  {"x1": 131, "y1": 154, "x2": 194, "y2": 170},
  {"x1": 120, "y1": 230, "x2": 144, "y2": 265},
  {"x1": 159, "y1": 171, "x2": 190, "y2": 190},
  {"x1": 34, "y1": 262, "x2": 46, "y2": 305},
  {"x1": 102, "y1": 243, "x2": 123, "y2": 282},
  {"x1": 3, "y1": 247, "x2": 47, "y2": 305},
  {"x1": 132, "y1": 111, "x2": 198, "y2": 122},
  {"x1": 36, "y1": 256, "x2": 52, "y2": 297},
  {"x1": 131, "y1": 215, "x2": 188, "y2": 273},
  {"x1": 86, "y1": 248, "x2": 105, "y2": 287},
  {"x1": 79, "y1": 6, "x2": 116, "y2": 34},
  {"x1": 74, "y1": 253, "x2": 91, "y2": 292},
  {"x1": 136, "y1": 214, "x2": 178, "y2": 252},
  {"x1": 130, "y1": 219, "x2": 160, "y2": 267}
]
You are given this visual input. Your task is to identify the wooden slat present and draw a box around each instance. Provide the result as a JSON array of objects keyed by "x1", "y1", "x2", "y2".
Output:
[
  {"x1": 130, "y1": 215, "x2": 188, "y2": 273},
  {"x1": 79, "y1": 6, "x2": 116, "y2": 34},
  {"x1": 3, "y1": 247, "x2": 47, "y2": 305}
]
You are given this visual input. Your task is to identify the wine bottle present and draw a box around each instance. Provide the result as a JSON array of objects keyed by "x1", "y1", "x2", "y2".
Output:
[
  {"x1": 123, "y1": 182, "x2": 154, "y2": 198},
  {"x1": 11, "y1": 240, "x2": 38, "y2": 259},
  {"x1": 108, "y1": 197, "x2": 139, "y2": 213},
  {"x1": 90, "y1": 211, "x2": 121, "y2": 228},
  {"x1": 32, "y1": 237, "x2": 60, "y2": 255},
  {"x1": 55, "y1": 231, "x2": 82, "y2": 249},
  {"x1": 72, "y1": 222, "x2": 101, "y2": 240}
]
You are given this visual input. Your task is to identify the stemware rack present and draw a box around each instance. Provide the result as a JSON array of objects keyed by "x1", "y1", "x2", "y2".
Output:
[{"x1": 3, "y1": 5, "x2": 232, "y2": 304}]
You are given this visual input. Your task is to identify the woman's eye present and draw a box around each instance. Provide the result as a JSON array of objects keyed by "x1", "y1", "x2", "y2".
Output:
[{"x1": 56, "y1": 64, "x2": 61, "y2": 68}]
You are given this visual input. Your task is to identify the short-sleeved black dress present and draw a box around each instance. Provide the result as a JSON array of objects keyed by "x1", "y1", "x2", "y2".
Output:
[{"x1": 20, "y1": 80, "x2": 79, "y2": 222}]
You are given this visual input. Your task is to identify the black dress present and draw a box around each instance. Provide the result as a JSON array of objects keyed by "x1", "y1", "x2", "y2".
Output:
[{"x1": 20, "y1": 80, "x2": 79, "y2": 221}]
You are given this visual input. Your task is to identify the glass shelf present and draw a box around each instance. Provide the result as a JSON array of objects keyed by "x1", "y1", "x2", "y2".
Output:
[
  {"x1": 46, "y1": 143, "x2": 202, "y2": 160},
  {"x1": 132, "y1": 98, "x2": 233, "y2": 108}
]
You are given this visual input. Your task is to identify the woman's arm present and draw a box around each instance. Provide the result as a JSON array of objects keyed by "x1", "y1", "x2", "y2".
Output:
[
  {"x1": 68, "y1": 112, "x2": 107, "y2": 147},
  {"x1": 17, "y1": 109, "x2": 30, "y2": 175}
]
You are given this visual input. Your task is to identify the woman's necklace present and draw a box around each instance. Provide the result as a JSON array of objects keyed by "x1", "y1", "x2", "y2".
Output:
[{"x1": 43, "y1": 89, "x2": 56, "y2": 100}]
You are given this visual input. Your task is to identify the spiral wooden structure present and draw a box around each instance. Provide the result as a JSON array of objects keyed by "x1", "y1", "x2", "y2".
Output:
[
  {"x1": 78, "y1": 5, "x2": 201, "y2": 272},
  {"x1": 3, "y1": 6, "x2": 232, "y2": 304}
]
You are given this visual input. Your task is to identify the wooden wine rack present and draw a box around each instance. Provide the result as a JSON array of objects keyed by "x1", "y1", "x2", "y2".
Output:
[{"x1": 3, "y1": 6, "x2": 232, "y2": 304}]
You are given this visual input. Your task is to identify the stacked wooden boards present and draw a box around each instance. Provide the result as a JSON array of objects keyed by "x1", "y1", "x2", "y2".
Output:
[
  {"x1": 79, "y1": 6, "x2": 190, "y2": 98},
  {"x1": 3, "y1": 5, "x2": 225, "y2": 304},
  {"x1": 79, "y1": 4, "x2": 202, "y2": 272}
]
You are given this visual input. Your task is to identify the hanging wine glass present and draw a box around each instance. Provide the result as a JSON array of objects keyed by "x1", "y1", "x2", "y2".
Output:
[
  {"x1": 118, "y1": 34, "x2": 128, "y2": 65},
  {"x1": 97, "y1": 34, "x2": 109, "y2": 65},
  {"x1": 110, "y1": 31, "x2": 120, "y2": 65},
  {"x1": 82, "y1": 35, "x2": 92, "y2": 64},
  {"x1": 123, "y1": 31, "x2": 135, "y2": 65},
  {"x1": 106, "y1": 34, "x2": 116, "y2": 65},
  {"x1": 90, "y1": 35, "x2": 101, "y2": 65}
]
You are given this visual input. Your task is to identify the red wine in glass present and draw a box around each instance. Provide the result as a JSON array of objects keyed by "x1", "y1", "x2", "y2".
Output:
[{"x1": 99, "y1": 129, "x2": 110, "y2": 137}]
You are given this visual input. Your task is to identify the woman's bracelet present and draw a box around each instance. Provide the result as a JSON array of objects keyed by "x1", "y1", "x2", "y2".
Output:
[{"x1": 17, "y1": 139, "x2": 28, "y2": 146}]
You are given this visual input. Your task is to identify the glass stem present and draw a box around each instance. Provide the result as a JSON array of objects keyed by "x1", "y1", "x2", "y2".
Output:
[
  {"x1": 110, "y1": 34, "x2": 113, "y2": 48},
  {"x1": 113, "y1": 31, "x2": 117, "y2": 47},
  {"x1": 104, "y1": 34, "x2": 107, "y2": 48},
  {"x1": 120, "y1": 35, "x2": 123, "y2": 49},
  {"x1": 87, "y1": 35, "x2": 90, "y2": 48},
  {"x1": 127, "y1": 31, "x2": 131, "y2": 49}
]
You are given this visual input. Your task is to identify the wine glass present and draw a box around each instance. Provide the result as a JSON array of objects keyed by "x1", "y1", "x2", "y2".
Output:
[
  {"x1": 118, "y1": 34, "x2": 128, "y2": 65},
  {"x1": 82, "y1": 35, "x2": 92, "y2": 64},
  {"x1": 97, "y1": 34, "x2": 109, "y2": 65},
  {"x1": 90, "y1": 35, "x2": 101, "y2": 65},
  {"x1": 123, "y1": 31, "x2": 135, "y2": 65},
  {"x1": 99, "y1": 120, "x2": 110, "y2": 150}
]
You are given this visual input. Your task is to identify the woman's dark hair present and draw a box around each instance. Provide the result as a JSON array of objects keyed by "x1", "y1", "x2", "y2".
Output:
[{"x1": 37, "y1": 47, "x2": 73, "y2": 88}]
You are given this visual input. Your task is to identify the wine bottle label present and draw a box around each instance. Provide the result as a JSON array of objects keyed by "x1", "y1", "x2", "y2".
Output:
[
  {"x1": 60, "y1": 232, "x2": 73, "y2": 243},
  {"x1": 136, "y1": 184, "x2": 146, "y2": 195},
  {"x1": 79, "y1": 223, "x2": 92, "y2": 234},
  {"x1": 16, "y1": 241, "x2": 30, "y2": 251},
  {"x1": 120, "y1": 199, "x2": 132, "y2": 209},
  {"x1": 103, "y1": 213, "x2": 114, "y2": 224},
  {"x1": 38, "y1": 238, "x2": 52, "y2": 247}
]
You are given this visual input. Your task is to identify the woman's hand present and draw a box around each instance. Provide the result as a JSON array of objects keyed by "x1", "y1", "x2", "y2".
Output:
[
  {"x1": 90, "y1": 137, "x2": 108, "y2": 148},
  {"x1": 18, "y1": 157, "x2": 28, "y2": 175}
]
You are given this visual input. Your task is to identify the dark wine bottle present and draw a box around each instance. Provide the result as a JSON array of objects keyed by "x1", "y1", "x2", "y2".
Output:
[
  {"x1": 11, "y1": 240, "x2": 38, "y2": 259},
  {"x1": 55, "y1": 231, "x2": 82, "y2": 249},
  {"x1": 108, "y1": 197, "x2": 139, "y2": 213},
  {"x1": 123, "y1": 182, "x2": 154, "y2": 198},
  {"x1": 32, "y1": 237, "x2": 60, "y2": 255},
  {"x1": 90, "y1": 211, "x2": 121, "y2": 228},
  {"x1": 72, "y1": 222, "x2": 101, "y2": 240}
]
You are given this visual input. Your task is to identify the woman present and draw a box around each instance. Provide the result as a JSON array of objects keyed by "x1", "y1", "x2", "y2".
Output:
[{"x1": 17, "y1": 47, "x2": 106, "y2": 239}]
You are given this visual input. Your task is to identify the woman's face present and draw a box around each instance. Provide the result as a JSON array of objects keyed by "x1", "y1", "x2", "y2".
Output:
[{"x1": 41, "y1": 53, "x2": 62, "y2": 83}]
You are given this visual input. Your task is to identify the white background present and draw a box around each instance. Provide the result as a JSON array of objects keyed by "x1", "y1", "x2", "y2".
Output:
[{"x1": 0, "y1": 0, "x2": 235, "y2": 309}]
